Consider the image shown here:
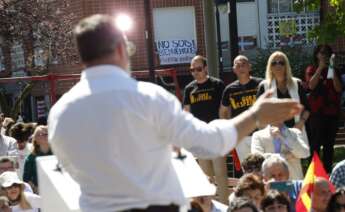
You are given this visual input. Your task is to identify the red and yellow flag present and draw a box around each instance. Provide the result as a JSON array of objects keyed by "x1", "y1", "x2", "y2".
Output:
[{"x1": 295, "y1": 152, "x2": 335, "y2": 212}]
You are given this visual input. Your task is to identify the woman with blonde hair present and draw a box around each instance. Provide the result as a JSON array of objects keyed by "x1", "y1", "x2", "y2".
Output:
[
  {"x1": 0, "y1": 171, "x2": 41, "y2": 211},
  {"x1": 255, "y1": 51, "x2": 311, "y2": 180},
  {"x1": 23, "y1": 125, "x2": 52, "y2": 193},
  {"x1": 257, "y1": 51, "x2": 310, "y2": 130}
]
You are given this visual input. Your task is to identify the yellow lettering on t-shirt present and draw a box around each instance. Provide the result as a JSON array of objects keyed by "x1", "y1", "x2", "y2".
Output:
[{"x1": 190, "y1": 93, "x2": 213, "y2": 104}]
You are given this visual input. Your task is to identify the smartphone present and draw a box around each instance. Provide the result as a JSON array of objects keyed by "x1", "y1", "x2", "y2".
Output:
[{"x1": 269, "y1": 181, "x2": 294, "y2": 193}]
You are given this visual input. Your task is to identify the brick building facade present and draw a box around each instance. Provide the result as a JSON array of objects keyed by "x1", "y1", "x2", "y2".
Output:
[{"x1": 1, "y1": 0, "x2": 345, "y2": 122}]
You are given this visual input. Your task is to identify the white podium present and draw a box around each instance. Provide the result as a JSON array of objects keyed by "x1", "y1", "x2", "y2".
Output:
[
  {"x1": 37, "y1": 150, "x2": 215, "y2": 211},
  {"x1": 37, "y1": 156, "x2": 81, "y2": 212}
]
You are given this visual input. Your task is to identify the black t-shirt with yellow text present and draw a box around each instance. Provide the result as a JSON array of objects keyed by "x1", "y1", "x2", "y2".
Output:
[
  {"x1": 221, "y1": 77, "x2": 262, "y2": 118},
  {"x1": 183, "y1": 77, "x2": 225, "y2": 123}
]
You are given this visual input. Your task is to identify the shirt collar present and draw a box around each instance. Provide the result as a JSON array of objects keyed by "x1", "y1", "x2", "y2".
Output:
[{"x1": 81, "y1": 65, "x2": 130, "y2": 80}]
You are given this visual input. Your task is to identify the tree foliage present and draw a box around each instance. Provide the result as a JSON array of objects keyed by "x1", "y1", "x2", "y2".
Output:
[
  {"x1": 0, "y1": 0, "x2": 77, "y2": 119},
  {"x1": 294, "y1": 0, "x2": 345, "y2": 43},
  {"x1": 0, "y1": 0, "x2": 77, "y2": 73}
]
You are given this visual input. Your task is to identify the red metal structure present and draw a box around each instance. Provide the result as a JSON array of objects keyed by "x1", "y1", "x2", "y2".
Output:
[{"x1": 0, "y1": 68, "x2": 182, "y2": 106}]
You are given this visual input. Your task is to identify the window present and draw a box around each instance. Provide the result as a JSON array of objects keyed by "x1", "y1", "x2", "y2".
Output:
[
  {"x1": 153, "y1": 6, "x2": 197, "y2": 65},
  {"x1": 34, "y1": 47, "x2": 45, "y2": 67},
  {"x1": 268, "y1": 0, "x2": 293, "y2": 13},
  {"x1": 10, "y1": 42, "x2": 25, "y2": 70}
]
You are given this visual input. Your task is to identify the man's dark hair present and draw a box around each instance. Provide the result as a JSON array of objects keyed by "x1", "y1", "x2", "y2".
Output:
[
  {"x1": 9, "y1": 123, "x2": 35, "y2": 142},
  {"x1": 261, "y1": 190, "x2": 290, "y2": 211},
  {"x1": 242, "y1": 153, "x2": 265, "y2": 173},
  {"x1": 228, "y1": 197, "x2": 258, "y2": 212},
  {"x1": 74, "y1": 14, "x2": 124, "y2": 63}
]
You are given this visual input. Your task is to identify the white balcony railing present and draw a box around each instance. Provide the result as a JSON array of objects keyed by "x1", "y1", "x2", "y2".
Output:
[{"x1": 267, "y1": 12, "x2": 320, "y2": 48}]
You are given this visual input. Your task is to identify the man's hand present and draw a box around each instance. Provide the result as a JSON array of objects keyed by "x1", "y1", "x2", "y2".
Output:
[
  {"x1": 251, "y1": 90, "x2": 303, "y2": 128},
  {"x1": 232, "y1": 90, "x2": 303, "y2": 143}
]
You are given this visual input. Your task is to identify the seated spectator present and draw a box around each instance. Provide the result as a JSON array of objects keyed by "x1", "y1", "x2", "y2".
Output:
[
  {"x1": 1, "y1": 117, "x2": 15, "y2": 136},
  {"x1": 327, "y1": 187, "x2": 345, "y2": 212},
  {"x1": 241, "y1": 153, "x2": 265, "y2": 177},
  {"x1": 330, "y1": 159, "x2": 345, "y2": 188},
  {"x1": 23, "y1": 125, "x2": 52, "y2": 193},
  {"x1": 228, "y1": 197, "x2": 258, "y2": 212},
  {"x1": 190, "y1": 195, "x2": 228, "y2": 212},
  {"x1": 0, "y1": 171, "x2": 41, "y2": 211},
  {"x1": 0, "y1": 156, "x2": 33, "y2": 193},
  {"x1": 251, "y1": 123, "x2": 310, "y2": 180},
  {"x1": 311, "y1": 177, "x2": 333, "y2": 212},
  {"x1": 260, "y1": 190, "x2": 290, "y2": 212},
  {"x1": 229, "y1": 173, "x2": 265, "y2": 209},
  {"x1": 0, "y1": 124, "x2": 17, "y2": 156},
  {"x1": 261, "y1": 155, "x2": 302, "y2": 212},
  {"x1": 9, "y1": 123, "x2": 35, "y2": 179}
]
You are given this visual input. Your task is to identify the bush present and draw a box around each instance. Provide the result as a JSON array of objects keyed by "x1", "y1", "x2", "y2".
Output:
[{"x1": 249, "y1": 45, "x2": 314, "y2": 81}]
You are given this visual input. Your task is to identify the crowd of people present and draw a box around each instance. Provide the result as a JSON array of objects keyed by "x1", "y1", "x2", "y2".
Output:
[
  {"x1": 182, "y1": 42, "x2": 345, "y2": 212},
  {"x1": 0, "y1": 13, "x2": 344, "y2": 212},
  {"x1": 0, "y1": 116, "x2": 51, "y2": 211}
]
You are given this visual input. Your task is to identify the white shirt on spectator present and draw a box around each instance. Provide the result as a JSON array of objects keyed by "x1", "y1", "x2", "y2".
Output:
[
  {"x1": 8, "y1": 143, "x2": 33, "y2": 179},
  {"x1": 48, "y1": 65, "x2": 238, "y2": 212},
  {"x1": 10, "y1": 191, "x2": 41, "y2": 212},
  {"x1": 0, "y1": 135, "x2": 17, "y2": 156}
]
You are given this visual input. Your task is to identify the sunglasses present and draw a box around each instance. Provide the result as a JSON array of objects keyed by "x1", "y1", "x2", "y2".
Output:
[
  {"x1": 38, "y1": 132, "x2": 48, "y2": 137},
  {"x1": 271, "y1": 60, "x2": 285, "y2": 66},
  {"x1": 190, "y1": 67, "x2": 203, "y2": 73},
  {"x1": 4, "y1": 183, "x2": 21, "y2": 189}
]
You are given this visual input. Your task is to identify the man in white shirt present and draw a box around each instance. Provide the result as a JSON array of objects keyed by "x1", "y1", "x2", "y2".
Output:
[
  {"x1": 48, "y1": 14, "x2": 302, "y2": 212},
  {"x1": 0, "y1": 120, "x2": 17, "y2": 156}
]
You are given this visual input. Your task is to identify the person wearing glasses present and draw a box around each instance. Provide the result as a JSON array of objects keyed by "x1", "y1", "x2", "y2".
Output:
[
  {"x1": 23, "y1": 125, "x2": 52, "y2": 193},
  {"x1": 257, "y1": 51, "x2": 310, "y2": 131},
  {"x1": 183, "y1": 55, "x2": 228, "y2": 204},
  {"x1": 305, "y1": 44, "x2": 342, "y2": 173},
  {"x1": 0, "y1": 171, "x2": 41, "y2": 212},
  {"x1": 48, "y1": 14, "x2": 303, "y2": 212},
  {"x1": 255, "y1": 52, "x2": 310, "y2": 180}
]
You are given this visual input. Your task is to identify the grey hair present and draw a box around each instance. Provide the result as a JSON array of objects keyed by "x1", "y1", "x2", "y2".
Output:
[{"x1": 261, "y1": 154, "x2": 289, "y2": 177}]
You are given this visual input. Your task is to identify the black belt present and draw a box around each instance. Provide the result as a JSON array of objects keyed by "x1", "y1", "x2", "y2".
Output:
[{"x1": 122, "y1": 204, "x2": 179, "y2": 212}]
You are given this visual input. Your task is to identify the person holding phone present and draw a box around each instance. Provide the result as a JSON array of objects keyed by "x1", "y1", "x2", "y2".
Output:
[
  {"x1": 261, "y1": 155, "x2": 302, "y2": 212},
  {"x1": 305, "y1": 44, "x2": 342, "y2": 173}
]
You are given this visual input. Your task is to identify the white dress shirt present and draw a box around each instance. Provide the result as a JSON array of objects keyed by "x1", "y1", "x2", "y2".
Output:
[{"x1": 48, "y1": 65, "x2": 238, "y2": 212}]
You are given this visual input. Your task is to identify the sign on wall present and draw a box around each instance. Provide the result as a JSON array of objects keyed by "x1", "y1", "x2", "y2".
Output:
[
  {"x1": 153, "y1": 6, "x2": 197, "y2": 65},
  {"x1": 155, "y1": 39, "x2": 197, "y2": 65}
]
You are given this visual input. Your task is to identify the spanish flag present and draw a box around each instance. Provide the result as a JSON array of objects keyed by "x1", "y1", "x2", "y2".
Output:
[{"x1": 295, "y1": 152, "x2": 335, "y2": 211}]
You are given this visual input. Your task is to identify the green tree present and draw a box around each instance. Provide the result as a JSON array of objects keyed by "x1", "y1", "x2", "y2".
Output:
[{"x1": 294, "y1": 0, "x2": 345, "y2": 43}]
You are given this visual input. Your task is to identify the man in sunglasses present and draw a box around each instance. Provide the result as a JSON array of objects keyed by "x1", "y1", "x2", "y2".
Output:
[
  {"x1": 48, "y1": 14, "x2": 303, "y2": 212},
  {"x1": 220, "y1": 55, "x2": 262, "y2": 177},
  {"x1": 183, "y1": 55, "x2": 228, "y2": 204}
]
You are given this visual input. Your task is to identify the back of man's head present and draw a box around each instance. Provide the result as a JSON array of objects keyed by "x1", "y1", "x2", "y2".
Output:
[{"x1": 74, "y1": 14, "x2": 124, "y2": 63}]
